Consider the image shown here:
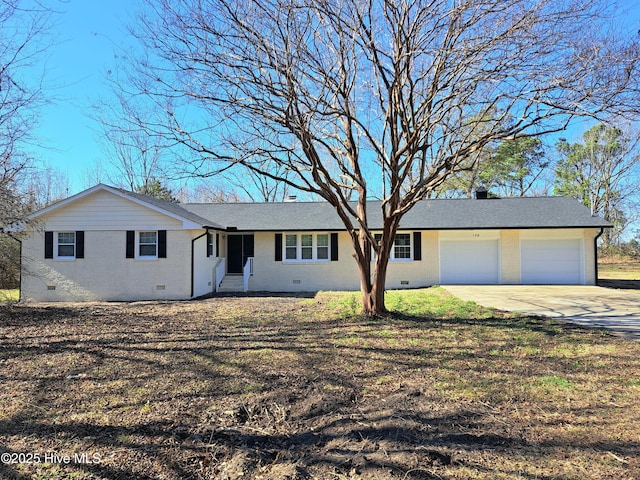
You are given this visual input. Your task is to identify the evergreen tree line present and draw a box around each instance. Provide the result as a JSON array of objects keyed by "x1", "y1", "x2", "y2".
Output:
[{"x1": 435, "y1": 123, "x2": 640, "y2": 249}]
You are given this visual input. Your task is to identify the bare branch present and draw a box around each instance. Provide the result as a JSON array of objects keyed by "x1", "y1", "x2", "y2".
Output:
[{"x1": 125, "y1": 0, "x2": 640, "y2": 313}]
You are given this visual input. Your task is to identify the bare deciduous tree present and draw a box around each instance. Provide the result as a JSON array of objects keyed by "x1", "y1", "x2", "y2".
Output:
[
  {"x1": 0, "y1": 0, "x2": 57, "y2": 288},
  {"x1": 223, "y1": 162, "x2": 292, "y2": 202},
  {"x1": 93, "y1": 90, "x2": 170, "y2": 191},
  {"x1": 127, "y1": 0, "x2": 640, "y2": 314},
  {"x1": 0, "y1": 0, "x2": 55, "y2": 228}
]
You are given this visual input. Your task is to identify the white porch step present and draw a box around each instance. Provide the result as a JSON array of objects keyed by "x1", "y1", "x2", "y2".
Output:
[{"x1": 218, "y1": 275, "x2": 244, "y2": 293}]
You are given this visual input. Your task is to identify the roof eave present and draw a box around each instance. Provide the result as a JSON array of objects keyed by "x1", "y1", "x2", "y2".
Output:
[{"x1": 27, "y1": 184, "x2": 222, "y2": 230}]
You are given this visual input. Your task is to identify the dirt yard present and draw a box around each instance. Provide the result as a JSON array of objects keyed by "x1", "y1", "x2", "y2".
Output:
[{"x1": 1, "y1": 289, "x2": 639, "y2": 479}]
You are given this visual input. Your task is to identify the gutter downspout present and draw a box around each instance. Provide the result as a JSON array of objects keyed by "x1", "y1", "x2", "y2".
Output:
[
  {"x1": 191, "y1": 228, "x2": 209, "y2": 298},
  {"x1": 594, "y1": 228, "x2": 604, "y2": 286}
]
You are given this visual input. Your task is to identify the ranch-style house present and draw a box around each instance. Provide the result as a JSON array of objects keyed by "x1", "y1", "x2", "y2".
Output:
[{"x1": 19, "y1": 184, "x2": 611, "y2": 302}]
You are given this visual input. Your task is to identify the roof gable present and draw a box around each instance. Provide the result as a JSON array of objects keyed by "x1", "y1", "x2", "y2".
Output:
[{"x1": 27, "y1": 184, "x2": 218, "y2": 230}]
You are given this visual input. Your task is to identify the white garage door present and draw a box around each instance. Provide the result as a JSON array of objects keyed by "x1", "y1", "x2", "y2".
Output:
[
  {"x1": 521, "y1": 239, "x2": 582, "y2": 284},
  {"x1": 440, "y1": 239, "x2": 500, "y2": 284}
]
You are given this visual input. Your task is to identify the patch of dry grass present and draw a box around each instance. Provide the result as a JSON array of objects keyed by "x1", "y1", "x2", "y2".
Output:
[
  {"x1": 0, "y1": 289, "x2": 18, "y2": 303},
  {"x1": 1, "y1": 288, "x2": 639, "y2": 479},
  {"x1": 599, "y1": 256, "x2": 640, "y2": 280}
]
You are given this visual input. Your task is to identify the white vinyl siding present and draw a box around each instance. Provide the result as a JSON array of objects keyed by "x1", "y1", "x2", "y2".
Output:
[{"x1": 42, "y1": 189, "x2": 184, "y2": 231}]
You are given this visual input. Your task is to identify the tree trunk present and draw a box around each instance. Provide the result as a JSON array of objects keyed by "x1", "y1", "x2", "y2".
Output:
[
  {"x1": 358, "y1": 252, "x2": 390, "y2": 316},
  {"x1": 354, "y1": 222, "x2": 394, "y2": 317}
]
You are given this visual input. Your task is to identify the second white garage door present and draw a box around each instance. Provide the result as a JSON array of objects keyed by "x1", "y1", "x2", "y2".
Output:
[
  {"x1": 520, "y1": 239, "x2": 583, "y2": 284},
  {"x1": 440, "y1": 239, "x2": 500, "y2": 284}
]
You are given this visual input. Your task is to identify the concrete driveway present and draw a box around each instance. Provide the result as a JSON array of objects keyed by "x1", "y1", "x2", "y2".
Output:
[{"x1": 443, "y1": 285, "x2": 640, "y2": 340}]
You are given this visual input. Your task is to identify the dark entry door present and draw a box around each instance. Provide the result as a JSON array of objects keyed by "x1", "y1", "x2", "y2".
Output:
[{"x1": 227, "y1": 234, "x2": 254, "y2": 274}]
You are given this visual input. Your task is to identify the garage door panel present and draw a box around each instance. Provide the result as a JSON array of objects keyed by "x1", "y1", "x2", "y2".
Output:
[
  {"x1": 440, "y1": 240, "x2": 500, "y2": 284},
  {"x1": 521, "y1": 239, "x2": 582, "y2": 284}
]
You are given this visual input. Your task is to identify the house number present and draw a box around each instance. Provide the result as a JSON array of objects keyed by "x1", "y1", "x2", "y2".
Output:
[{"x1": 472, "y1": 233, "x2": 480, "y2": 237}]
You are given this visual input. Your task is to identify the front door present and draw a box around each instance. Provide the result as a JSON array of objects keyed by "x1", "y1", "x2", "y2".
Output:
[{"x1": 227, "y1": 234, "x2": 254, "y2": 274}]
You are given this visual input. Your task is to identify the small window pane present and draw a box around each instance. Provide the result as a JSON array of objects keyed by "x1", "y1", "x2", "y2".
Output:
[
  {"x1": 58, "y1": 232, "x2": 75, "y2": 243},
  {"x1": 301, "y1": 234, "x2": 312, "y2": 246},
  {"x1": 140, "y1": 244, "x2": 157, "y2": 256},
  {"x1": 58, "y1": 245, "x2": 75, "y2": 257},
  {"x1": 140, "y1": 232, "x2": 157, "y2": 244},
  {"x1": 395, "y1": 234, "x2": 410, "y2": 246},
  {"x1": 317, "y1": 234, "x2": 328, "y2": 247},
  {"x1": 286, "y1": 234, "x2": 297, "y2": 247}
]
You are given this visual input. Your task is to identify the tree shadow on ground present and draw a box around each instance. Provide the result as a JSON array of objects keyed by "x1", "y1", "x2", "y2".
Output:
[
  {"x1": 599, "y1": 279, "x2": 640, "y2": 290},
  {"x1": 1, "y1": 297, "x2": 638, "y2": 479}
]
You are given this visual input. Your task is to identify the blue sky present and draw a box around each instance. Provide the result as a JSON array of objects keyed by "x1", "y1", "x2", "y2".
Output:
[
  {"x1": 27, "y1": 0, "x2": 640, "y2": 197},
  {"x1": 30, "y1": 0, "x2": 137, "y2": 194}
]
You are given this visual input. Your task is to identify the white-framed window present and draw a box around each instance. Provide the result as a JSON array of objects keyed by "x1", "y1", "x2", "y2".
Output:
[
  {"x1": 283, "y1": 233, "x2": 331, "y2": 262},
  {"x1": 139, "y1": 231, "x2": 158, "y2": 258},
  {"x1": 394, "y1": 233, "x2": 411, "y2": 259},
  {"x1": 46, "y1": 231, "x2": 83, "y2": 260},
  {"x1": 317, "y1": 234, "x2": 329, "y2": 260},
  {"x1": 285, "y1": 234, "x2": 298, "y2": 260},
  {"x1": 373, "y1": 233, "x2": 413, "y2": 261},
  {"x1": 207, "y1": 232, "x2": 215, "y2": 257},
  {"x1": 57, "y1": 232, "x2": 75, "y2": 258}
]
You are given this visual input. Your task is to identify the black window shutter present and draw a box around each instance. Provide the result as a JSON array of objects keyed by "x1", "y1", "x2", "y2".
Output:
[
  {"x1": 158, "y1": 230, "x2": 167, "y2": 258},
  {"x1": 44, "y1": 231, "x2": 53, "y2": 259},
  {"x1": 76, "y1": 231, "x2": 85, "y2": 259},
  {"x1": 126, "y1": 231, "x2": 135, "y2": 258},
  {"x1": 330, "y1": 233, "x2": 339, "y2": 261},
  {"x1": 275, "y1": 233, "x2": 282, "y2": 261},
  {"x1": 413, "y1": 232, "x2": 422, "y2": 261},
  {"x1": 216, "y1": 233, "x2": 219, "y2": 257}
]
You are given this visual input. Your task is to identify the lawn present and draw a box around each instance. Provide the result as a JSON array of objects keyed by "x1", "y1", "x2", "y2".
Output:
[
  {"x1": 598, "y1": 256, "x2": 640, "y2": 292},
  {"x1": 0, "y1": 289, "x2": 18, "y2": 303},
  {"x1": 1, "y1": 288, "x2": 639, "y2": 479},
  {"x1": 599, "y1": 256, "x2": 640, "y2": 280}
]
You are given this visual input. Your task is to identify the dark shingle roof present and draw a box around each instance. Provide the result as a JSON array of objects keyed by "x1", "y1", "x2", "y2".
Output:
[
  {"x1": 183, "y1": 197, "x2": 611, "y2": 231},
  {"x1": 112, "y1": 187, "x2": 223, "y2": 228}
]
